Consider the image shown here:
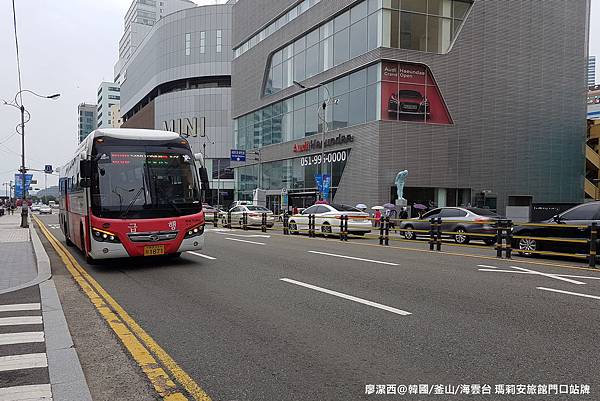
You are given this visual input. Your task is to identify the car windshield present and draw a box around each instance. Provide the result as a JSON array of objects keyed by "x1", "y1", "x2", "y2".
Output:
[
  {"x1": 331, "y1": 204, "x2": 361, "y2": 212},
  {"x1": 246, "y1": 206, "x2": 271, "y2": 212},
  {"x1": 398, "y1": 90, "x2": 422, "y2": 99},
  {"x1": 91, "y1": 141, "x2": 201, "y2": 219},
  {"x1": 467, "y1": 207, "x2": 500, "y2": 217}
]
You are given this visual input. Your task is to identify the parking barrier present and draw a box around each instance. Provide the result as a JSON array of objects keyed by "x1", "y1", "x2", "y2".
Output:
[{"x1": 590, "y1": 223, "x2": 598, "y2": 268}]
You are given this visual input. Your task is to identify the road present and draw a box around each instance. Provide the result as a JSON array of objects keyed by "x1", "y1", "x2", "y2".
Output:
[{"x1": 36, "y1": 213, "x2": 600, "y2": 400}]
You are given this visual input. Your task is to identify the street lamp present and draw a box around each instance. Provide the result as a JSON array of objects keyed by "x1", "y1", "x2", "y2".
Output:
[
  {"x1": 293, "y1": 80, "x2": 336, "y2": 202},
  {"x1": 2, "y1": 89, "x2": 60, "y2": 228}
]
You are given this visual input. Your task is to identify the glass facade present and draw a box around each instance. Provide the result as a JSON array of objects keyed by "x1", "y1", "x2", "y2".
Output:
[
  {"x1": 264, "y1": 0, "x2": 472, "y2": 96},
  {"x1": 236, "y1": 149, "x2": 350, "y2": 201},
  {"x1": 235, "y1": 64, "x2": 380, "y2": 151}
]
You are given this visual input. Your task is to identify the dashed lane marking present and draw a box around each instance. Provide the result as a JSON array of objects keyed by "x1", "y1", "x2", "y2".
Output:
[
  {"x1": 280, "y1": 278, "x2": 412, "y2": 316},
  {"x1": 186, "y1": 252, "x2": 216, "y2": 260},
  {"x1": 537, "y1": 287, "x2": 600, "y2": 301},
  {"x1": 213, "y1": 232, "x2": 271, "y2": 238},
  {"x1": 307, "y1": 250, "x2": 399, "y2": 266},
  {"x1": 224, "y1": 237, "x2": 265, "y2": 245}
]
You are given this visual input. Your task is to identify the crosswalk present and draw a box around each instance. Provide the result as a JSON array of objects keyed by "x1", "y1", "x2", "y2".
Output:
[{"x1": 0, "y1": 292, "x2": 52, "y2": 401}]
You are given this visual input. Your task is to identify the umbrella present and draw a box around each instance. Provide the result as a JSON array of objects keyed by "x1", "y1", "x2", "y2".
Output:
[
  {"x1": 383, "y1": 203, "x2": 396, "y2": 209},
  {"x1": 355, "y1": 203, "x2": 367, "y2": 209},
  {"x1": 413, "y1": 203, "x2": 427, "y2": 210},
  {"x1": 371, "y1": 205, "x2": 384, "y2": 210}
]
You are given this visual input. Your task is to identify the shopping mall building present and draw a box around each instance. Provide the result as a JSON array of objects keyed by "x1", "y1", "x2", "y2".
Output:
[
  {"x1": 120, "y1": 3, "x2": 234, "y2": 205},
  {"x1": 231, "y1": 0, "x2": 590, "y2": 213}
]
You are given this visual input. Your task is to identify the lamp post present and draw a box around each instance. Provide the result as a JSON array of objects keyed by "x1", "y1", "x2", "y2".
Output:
[
  {"x1": 2, "y1": 90, "x2": 60, "y2": 227},
  {"x1": 293, "y1": 80, "x2": 336, "y2": 202}
]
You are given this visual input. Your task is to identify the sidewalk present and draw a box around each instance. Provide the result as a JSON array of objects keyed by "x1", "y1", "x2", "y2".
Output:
[{"x1": 0, "y1": 211, "x2": 92, "y2": 401}]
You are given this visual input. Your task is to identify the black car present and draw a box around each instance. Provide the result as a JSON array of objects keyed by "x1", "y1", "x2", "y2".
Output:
[
  {"x1": 388, "y1": 90, "x2": 430, "y2": 119},
  {"x1": 512, "y1": 202, "x2": 600, "y2": 256}
]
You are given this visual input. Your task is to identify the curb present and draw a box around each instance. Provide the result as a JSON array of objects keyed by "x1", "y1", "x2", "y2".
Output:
[
  {"x1": 0, "y1": 221, "x2": 51, "y2": 295},
  {"x1": 31, "y1": 218, "x2": 94, "y2": 401}
]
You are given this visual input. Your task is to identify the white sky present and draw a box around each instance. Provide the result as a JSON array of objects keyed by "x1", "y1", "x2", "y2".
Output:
[{"x1": 0, "y1": 0, "x2": 598, "y2": 194}]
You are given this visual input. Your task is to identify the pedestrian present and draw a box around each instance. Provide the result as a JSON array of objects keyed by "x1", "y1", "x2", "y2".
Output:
[
  {"x1": 400, "y1": 207, "x2": 408, "y2": 220},
  {"x1": 292, "y1": 206, "x2": 298, "y2": 215},
  {"x1": 374, "y1": 209, "x2": 382, "y2": 227}
]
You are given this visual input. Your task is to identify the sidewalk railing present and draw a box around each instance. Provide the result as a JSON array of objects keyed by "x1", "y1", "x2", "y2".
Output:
[{"x1": 209, "y1": 212, "x2": 599, "y2": 267}]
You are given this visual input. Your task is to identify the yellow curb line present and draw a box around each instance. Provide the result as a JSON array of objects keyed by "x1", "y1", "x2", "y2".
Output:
[{"x1": 34, "y1": 216, "x2": 211, "y2": 401}]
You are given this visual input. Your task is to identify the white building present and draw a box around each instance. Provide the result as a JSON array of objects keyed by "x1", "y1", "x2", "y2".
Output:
[
  {"x1": 589, "y1": 56, "x2": 597, "y2": 87},
  {"x1": 96, "y1": 82, "x2": 121, "y2": 129},
  {"x1": 109, "y1": 104, "x2": 122, "y2": 128},
  {"x1": 114, "y1": 0, "x2": 197, "y2": 85}
]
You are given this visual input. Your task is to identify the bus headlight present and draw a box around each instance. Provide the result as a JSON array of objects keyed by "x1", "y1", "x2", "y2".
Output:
[
  {"x1": 92, "y1": 227, "x2": 120, "y2": 243},
  {"x1": 184, "y1": 224, "x2": 204, "y2": 239}
]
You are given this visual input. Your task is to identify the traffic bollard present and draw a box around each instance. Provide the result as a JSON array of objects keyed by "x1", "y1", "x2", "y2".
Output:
[
  {"x1": 429, "y1": 218, "x2": 435, "y2": 251},
  {"x1": 436, "y1": 217, "x2": 442, "y2": 251},
  {"x1": 495, "y1": 220, "x2": 503, "y2": 258},
  {"x1": 589, "y1": 222, "x2": 598, "y2": 268},
  {"x1": 283, "y1": 212, "x2": 289, "y2": 235},
  {"x1": 213, "y1": 211, "x2": 218, "y2": 228},
  {"x1": 227, "y1": 211, "x2": 232, "y2": 229},
  {"x1": 505, "y1": 220, "x2": 513, "y2": 259},
  {"x1": 340, "y1": 215, "x2": 345, "y2": 241},
  {"x1": 243, "y1": 212, "x2": 248, "y2": 230},
  {"x1": 261, "y1": 213, "x2": 267, "y2": 232},
  {"x1": 384, "y1": 217, "x2": 390, "y2": 246},
  {"x1": 344, "y1": 215, "x2": 349, "y2": 242},
  {"x1": 379, "y1": 216, "x2": 385, "y2": 245}
]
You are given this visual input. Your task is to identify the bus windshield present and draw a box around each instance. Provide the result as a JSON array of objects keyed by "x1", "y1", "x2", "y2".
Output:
[{"x1": 91, "y1": 140, "x2": 201, "y2": 219}]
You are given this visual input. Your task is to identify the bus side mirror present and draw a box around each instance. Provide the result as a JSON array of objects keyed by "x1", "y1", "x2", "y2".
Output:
[
  {"x1": 199, "y1": 167, "x2": 210, "y2": 191},
  {"x1": 80, "y1": 160, "x2": 92, "y2": 179}
]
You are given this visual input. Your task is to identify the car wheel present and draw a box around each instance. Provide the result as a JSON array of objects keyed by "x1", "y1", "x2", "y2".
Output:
[
  {"x1": 403, "y1": 225, "x2": 416, "y2": 240},
  {"x1": 518, "y1": 237, "x2": 537, "y2": 256},
  {"x1": 289, "y1": 221, "x2": 298, "y2": 235},
  {"x1": 454, "y1": 228, "x2": 470, "y2": 244}
]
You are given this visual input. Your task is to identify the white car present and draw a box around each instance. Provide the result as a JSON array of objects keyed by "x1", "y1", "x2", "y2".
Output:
[
  {"x1": 288, "y1": 204, "x2": 372, "y2": 236},
  {"x1": 31, "y1": 204, "x2": 41, "y2": 212},
  {"x1": 39, "y1": 205, "x2": 52, "y2": 214},
  {"x1": 223, "y1": 205, "x2": 275, "y2": 227}
]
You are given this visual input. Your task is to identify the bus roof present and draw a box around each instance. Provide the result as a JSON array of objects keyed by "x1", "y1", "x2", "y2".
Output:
[{"x1": 89, "y1": 128, "x2": 182, "y2": 142}]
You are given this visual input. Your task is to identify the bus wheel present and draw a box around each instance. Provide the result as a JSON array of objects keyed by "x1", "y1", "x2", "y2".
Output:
[{"x1": 64, "y1": 223, "x2": 73, "y2": 246}]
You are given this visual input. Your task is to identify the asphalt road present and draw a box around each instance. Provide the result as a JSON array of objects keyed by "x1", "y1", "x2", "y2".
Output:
[{"x1": 37, "y1": 214, "x2": 600, "y2": 401}]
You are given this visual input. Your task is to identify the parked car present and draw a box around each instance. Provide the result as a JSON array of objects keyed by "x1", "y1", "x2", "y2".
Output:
[
  {"x1": 288, "y1": 204, "x2": 372, "y2": 236},
  {"x1": 202, "y1": 203, "x2": 221, "y2": 222},
  {"x1": 388, "y1": 90, "x2": 430, "y2": 119},
  {"x1": 399, "y1": 207, "x2": 500, "y2": 245},
  {"x1": 39, "y1": 205, "x2": 52, "y2": 214},
  {"x1": 512, "y1": 201, "x2": 600, "y2": 257},
  {"x1": 222, "y1": 205, "x2": 275, "y2": 227},
  {"x1": 30, "y1": 204, "x2": 41, "y2": 212}
]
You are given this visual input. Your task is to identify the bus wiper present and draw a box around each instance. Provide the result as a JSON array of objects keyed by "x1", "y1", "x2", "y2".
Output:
[{"x1": 121, "y1": 187, "x2": 145, "y2": 218}]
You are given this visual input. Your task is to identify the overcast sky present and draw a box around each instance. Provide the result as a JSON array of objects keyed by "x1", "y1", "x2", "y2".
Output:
[{"x1": 0, "y1": 0, "x2": 598, "y2": 194}]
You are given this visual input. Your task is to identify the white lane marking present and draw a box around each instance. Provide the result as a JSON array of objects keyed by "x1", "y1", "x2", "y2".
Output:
[
  {"x1": 479, "y1": 269, "x2": 600, "y2": 281},
  {"x1": 0, "y1": 303, "x2": 40, "y2": 313},
  {"x1": 0, "y1": 384, "x2": 52, "y2": 400},
  {"x1": 510, "y1": 266, "x2": 586, "y2": 285},
  {"x1": 0, "y1": 332, "x2": 44, "y2": 346},
  {"x1": 0, "y1": 316, "x2": 43, "y2": 327},
  {"x1": 307, "y1": 250, "x2": 399, "y2": 266},
  {"x1": 225, "y1": 237, "x2": 265, "y2": 245},
  {"x1": 186, "y1": 251, "x2": 217, "y2": 260},
  {"x1": 214, "y1": 232, "x2": 271, "y2": 238},
  {"x1": 477, "y1": 264, "x2": 498, "y2": 269},
  {"x1": 0, "y1": 353, "x2": 48, "y2": 372},
  {"x1": 537, "y1": 287, "x2": 600, "y2": 301},
  {"x1": 281, "y1": 278, "x2": 411, "y2": 316}
]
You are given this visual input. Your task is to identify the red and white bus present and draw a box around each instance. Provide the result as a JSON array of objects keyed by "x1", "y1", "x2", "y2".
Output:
[{"x1": 59, "y1": 128, "x2": 210, "y2": 262}]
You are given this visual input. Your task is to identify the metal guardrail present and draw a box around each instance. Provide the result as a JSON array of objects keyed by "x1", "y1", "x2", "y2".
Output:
[{"x1": 209, "y1": 212, "x2": 600, "y2": 268}]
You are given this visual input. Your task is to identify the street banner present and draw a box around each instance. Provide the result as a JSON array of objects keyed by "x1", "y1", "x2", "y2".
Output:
[
  {"x1": 314, "y1": 174, "x2": 323, "y2": 197},
  {"x1": 322, "y1": 174, "x2": 331, "y2": 201},
  {"x1": 14, "y1": 174, "x2": 33, "y2": 198}
]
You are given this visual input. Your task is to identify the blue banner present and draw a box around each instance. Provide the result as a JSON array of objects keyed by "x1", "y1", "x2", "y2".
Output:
[
  {"x1": 314, "y1": 174, "x2": 323, "y2": 196},
  {"x1": 322, "y1": 174, "x2": 331, "y2": 201},
  {"x1": 14, "y1": 174, "x2": 33, "y2": 198}
]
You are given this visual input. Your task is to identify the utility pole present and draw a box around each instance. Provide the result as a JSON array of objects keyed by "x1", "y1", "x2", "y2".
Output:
[{"x1": 20, "y1": 103, "x2": 28, "y2": 227}]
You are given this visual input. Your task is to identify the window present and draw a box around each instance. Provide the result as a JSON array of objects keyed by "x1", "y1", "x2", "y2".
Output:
[
  {"x1": 200, "y1": 31, "x2": 205, "y2": 54},
  {"x1": 302, "y1": 205, "x2": 319, "y2": 214},
  {"x1": 216, "y1": 30, "x2": 222, "y2": 53},
  {"x1": 561, "y1": 204, "x2": 600, "y2": 221},
  {"x1": 185, "y1": 33, "x2": 191, "y2": 56},
  {"x1": 439, "y1": 208, "x2": 467, "y2": 218},
  {"x1": 315, "y1": 206, "x2": 329, "y2": 214}
]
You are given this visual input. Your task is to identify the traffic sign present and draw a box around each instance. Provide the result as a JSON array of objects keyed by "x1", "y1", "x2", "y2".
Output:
[
  {"x1": 230, "y1": 149, "x2": 246, "y2": 162},
  {"x1": 44, "y1": 165, "x2": 53, "y2": 174}
]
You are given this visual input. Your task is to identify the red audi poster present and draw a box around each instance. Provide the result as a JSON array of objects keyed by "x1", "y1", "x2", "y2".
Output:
[{"x1": 381, "y1": 62, "x2": 452, "y2": 125}]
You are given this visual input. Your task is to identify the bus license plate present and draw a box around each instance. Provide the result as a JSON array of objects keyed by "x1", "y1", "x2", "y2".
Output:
[{"x1": 144, "y1": 245, "x2": 165, "y2": 256}]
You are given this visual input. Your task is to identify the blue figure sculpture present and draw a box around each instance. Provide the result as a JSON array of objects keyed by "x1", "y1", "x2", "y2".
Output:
[{"x1": 395, "y1": 170, "x2": 409, "y2": 201}]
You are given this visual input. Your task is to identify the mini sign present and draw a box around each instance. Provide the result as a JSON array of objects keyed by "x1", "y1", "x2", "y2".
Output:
[
  {"x1": 44, "y1": 165, "x2": 53, "y2": 174},
  {"x1": 230, "y1": 149, "x2": 246, "y2": 162}
]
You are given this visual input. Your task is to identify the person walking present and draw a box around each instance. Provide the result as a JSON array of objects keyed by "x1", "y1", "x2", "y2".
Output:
[{"x1": 374, "y1": 209, "x2": 382, "y2": 227}]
